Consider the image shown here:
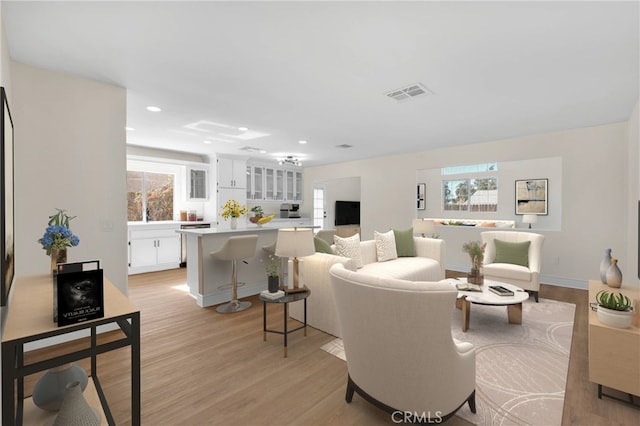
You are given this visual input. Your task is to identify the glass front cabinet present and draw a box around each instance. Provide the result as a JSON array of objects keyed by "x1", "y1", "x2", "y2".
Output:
[{"x1": 247, "y1": 164, "x2": 301, "y2": 202}]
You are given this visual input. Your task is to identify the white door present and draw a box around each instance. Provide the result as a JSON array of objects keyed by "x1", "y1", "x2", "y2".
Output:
[{"x1": 313, "y1": 184, "x2": 328, "y2": 229}]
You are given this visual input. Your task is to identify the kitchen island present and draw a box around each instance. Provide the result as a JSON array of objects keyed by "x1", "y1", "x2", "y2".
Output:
[{"x1": 177, "y1": 223, "x2": 312, "y2": 308}]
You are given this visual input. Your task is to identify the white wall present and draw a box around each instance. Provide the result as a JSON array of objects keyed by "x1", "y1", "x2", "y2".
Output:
[
  {"x1": 302, "y1": 121, "x2": 638, "y2": 289},
  {"x1": 626, "y1": 100, "x2": 639, "y2": 282},
  {"x1": 417, "y1": 156, "x2": 562, "y2": 230},
  {"x1": 11, "y1": 62, "x2": 128, "y2": 294}
]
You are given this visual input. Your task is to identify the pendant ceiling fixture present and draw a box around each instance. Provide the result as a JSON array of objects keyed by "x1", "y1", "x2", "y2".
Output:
[{"x1": 278, "y1": 156, "x2": 302, "y2": 166}]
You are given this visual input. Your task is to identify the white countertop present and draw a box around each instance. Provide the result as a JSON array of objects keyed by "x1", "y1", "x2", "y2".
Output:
[
  {"x1": 128, "y1": 221, "x2": 212, "y2": 227},
  {"x1": 177, "y1": 223, "x2": 317, "y2": 236}
]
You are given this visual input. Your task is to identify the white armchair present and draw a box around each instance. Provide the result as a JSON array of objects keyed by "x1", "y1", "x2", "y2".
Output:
[
  {"x1": 329, "y1": 264, "x2": 476, "y2": 422},
  {"x1": 481, "y1": 231, "x2": 545, "y2": 302}
]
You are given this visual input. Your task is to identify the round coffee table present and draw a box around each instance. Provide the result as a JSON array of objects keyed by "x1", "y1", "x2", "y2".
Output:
[{"x1": 451, "y1": 279, "x2": 529, "y2": 332}]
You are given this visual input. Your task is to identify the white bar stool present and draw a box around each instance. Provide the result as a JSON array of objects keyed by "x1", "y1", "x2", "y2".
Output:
[{"x1": 210, "y1": 234, "x2": 259, "y2": 313}]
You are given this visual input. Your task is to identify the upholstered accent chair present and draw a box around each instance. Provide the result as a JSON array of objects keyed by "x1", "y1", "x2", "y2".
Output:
[
  {"x1": 481, "y1": 231, "x2": 545, "y2": 302},
  {"x1": 329, "y1": 264, "x2": 476, "y2": 422},
  {"x1": 315, "y1": 228, "x2": 337, "y2": 245}
]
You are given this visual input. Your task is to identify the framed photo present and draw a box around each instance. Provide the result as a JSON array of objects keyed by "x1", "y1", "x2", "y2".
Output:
[
  {"x1": 417, "y1": 183, "x2": 426, "y2": 210},
  {"x1": 515, "y1": 179, "x2": 548, "y2": 215},
  {"x1": 1, "y1": 87, "x2": 14, "y2": 306}
]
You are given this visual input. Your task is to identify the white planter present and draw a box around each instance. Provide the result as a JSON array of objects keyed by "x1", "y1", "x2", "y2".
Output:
[{"x1": 597, "y1": 305, "x2": 633, "y2": 329}]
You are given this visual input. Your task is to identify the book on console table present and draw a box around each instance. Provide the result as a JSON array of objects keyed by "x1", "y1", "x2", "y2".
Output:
[
  {"x1": 261, "y1": 290, "x2": 285, "y2": 300},
  {"x1": 489, "y1": 285, "x2": 515, "y2": 296},
  {"x1": 456, "y1": 282, "x2": 482, "y2": 292}
]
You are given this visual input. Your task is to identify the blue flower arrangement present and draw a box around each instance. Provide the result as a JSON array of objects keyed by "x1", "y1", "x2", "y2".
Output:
[{"x1": 38, "y1": 209, "x2": 80, "y2": 255}]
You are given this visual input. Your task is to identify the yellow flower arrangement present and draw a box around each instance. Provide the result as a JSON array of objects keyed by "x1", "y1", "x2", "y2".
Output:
[{"x1": 221, "y1": 199, "x2": 247, "y2": 220}]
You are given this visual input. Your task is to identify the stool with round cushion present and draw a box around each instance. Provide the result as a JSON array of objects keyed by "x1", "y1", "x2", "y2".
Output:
[{"x1": 210, "y1": 234, "x2": 259, "y2": 313}]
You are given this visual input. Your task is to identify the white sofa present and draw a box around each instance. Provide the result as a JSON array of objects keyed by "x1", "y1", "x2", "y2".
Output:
[{"x1": 289, "y1": 237, "x2": 445, "y2": 337}]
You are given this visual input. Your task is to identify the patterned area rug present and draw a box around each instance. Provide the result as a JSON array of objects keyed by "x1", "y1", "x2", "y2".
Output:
[{"x1": 321, "y1": 298, "x2": 575, "y2": 426}]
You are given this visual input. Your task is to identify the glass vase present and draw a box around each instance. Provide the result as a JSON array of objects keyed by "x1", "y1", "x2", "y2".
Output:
[{"x1": 50, "y1": 248, "x2": 67, "y2": 274}]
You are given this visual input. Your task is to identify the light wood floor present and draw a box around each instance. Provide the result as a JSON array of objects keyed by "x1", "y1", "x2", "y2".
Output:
[{"x1": 23, "y1": 269, "x2": 639, "y2": 425}]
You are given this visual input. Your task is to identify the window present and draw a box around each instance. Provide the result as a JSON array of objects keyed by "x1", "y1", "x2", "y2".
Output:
[
  {"x1": 127, "y1": 171, "x2": 175, "y2": 221},
  {"x1": 442, "y1": 162, "x2": 497, "y2": 175},
  {"x1": 442, "y1": 163, "x2": 498, "y2": 212}
]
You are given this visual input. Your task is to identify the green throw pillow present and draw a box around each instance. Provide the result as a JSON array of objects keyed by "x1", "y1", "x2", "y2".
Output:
[
  {"x1": 393, "y1": 228, "x2": 416, "y2": 257},
  {"x1": 493, "y1": 239, "x2": 530, "y2": 267},
  {"x1": 314, "y1": 237, "x2": 334, "y2": 254}
]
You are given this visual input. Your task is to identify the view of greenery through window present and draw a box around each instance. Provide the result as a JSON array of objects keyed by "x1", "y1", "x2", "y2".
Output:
[
  {"x1": 441, "y1": 163, "x2": 498, "y2": 212},
  {"x1": 443, "y1": 178, "x2": 498, "y2": 211},
  {"x1": 127, "y1": 171, "x2": 175, "y2": 221}
]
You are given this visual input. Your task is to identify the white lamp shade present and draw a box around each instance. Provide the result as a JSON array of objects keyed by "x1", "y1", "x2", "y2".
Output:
[
  {"x1": 412, "y1": 219, "x2": 434, "y2": 235},
  {"x1": 522, "y1": 214, "x2": 538, "y2": 224},
  {"x1": 275, "y1": 228, "x2": 315, "y2": 258}
]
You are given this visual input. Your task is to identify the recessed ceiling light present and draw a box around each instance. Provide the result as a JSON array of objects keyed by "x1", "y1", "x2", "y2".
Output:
[
  {"x1": 146, "y1": 106, "x2": 162, "y2": 112},
  {"x1": 203, "y1": 140, "x2": 212, "y2": 144},
  {"x1": 238, "y1": 127, "x2": 249, "y2": 132},
  {"x1": 298, "y1": 140, "x2": 307, "y2": 144},
  {"x1": 260, "y1": 150, "x2": 267, "y2": 154},
  {"x1": 125, "y1": 127, "x2": 135, "y2": 131}
]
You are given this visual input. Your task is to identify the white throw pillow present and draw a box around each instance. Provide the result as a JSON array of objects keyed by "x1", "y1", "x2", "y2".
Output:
[
  {"x1": 334, "y1": 233, "x2": 363, "y2": 268},
  {"x1": 374, "y1": 230, "x2": 398, "y2": 262}
]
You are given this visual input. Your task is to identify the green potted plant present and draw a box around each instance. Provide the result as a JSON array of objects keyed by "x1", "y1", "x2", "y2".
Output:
[
  {"x1": 595, "y1": 289, "x2": 633, "y2": 328},
  {"x1": 249, "y1": 206, "x2": 264, "y2": 224},
  {"x1": 462, "y1": 240, "x2": 486, "y2": 284}
]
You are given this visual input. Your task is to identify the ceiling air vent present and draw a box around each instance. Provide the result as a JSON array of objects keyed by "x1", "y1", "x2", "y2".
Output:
[
  {"x1": 239, "y1": 146, "x2": 262, "y2": 153},
  {"x1": 335, "y1": 144, "x2": 353, "y2": 149},
  {"x1": 386, "y1": 83, "x2": 432, "y2": 102}
]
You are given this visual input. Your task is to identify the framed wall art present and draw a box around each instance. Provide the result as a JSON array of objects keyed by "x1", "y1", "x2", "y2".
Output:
[
  {"x1": 515, "y1": 178, "x2": 548, "y2": 215},
  {"x1": 417, "y1": 183, "x2": 426, "y2": 210},
  {"x1": 1, "y1": 87, "x2": 15, "y2": 306}
]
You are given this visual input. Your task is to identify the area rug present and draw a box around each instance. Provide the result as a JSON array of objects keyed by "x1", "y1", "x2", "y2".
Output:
[{"x1": 321, "y1": 298, "x2": 575, "y2": 426}]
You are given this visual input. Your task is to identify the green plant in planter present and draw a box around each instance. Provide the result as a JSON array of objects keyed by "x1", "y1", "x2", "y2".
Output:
[
  {"x1": 462, "y1": 240, "x2": 486, "y2": 270},
  {"x1": 596, "y1": 290, "x2": 632, "y2": 311},
  {"x1": 262, "y1": 253, "x2": 279, "y2": 278}
]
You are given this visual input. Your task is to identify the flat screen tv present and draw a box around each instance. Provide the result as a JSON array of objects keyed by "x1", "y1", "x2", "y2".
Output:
[{"x1": 335, "y1": 201, "x2": 360, "y2": 226}]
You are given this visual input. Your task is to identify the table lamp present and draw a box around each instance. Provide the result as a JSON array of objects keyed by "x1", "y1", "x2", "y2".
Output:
[
  {"x1": 523, "y1": 214, "x2": 537, "y2": 229},
  {"x1": 412, "y1": 218, "x2": 435, "y2": 237},
  {"x1": 275, "y1": 227, "x2": 315, "y2": 292}
]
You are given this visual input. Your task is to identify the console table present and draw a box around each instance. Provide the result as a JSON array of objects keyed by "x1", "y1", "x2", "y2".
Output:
[
  {"x1": 588, "y1": 280, "x2": 639, "y2": 405},
  {"x1": 1, "y1": 275, "x2": 141, "y2": 425}
]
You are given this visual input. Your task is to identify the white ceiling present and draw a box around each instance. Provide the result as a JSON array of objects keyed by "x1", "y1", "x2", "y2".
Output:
[{"x1": 3, "y1": 1, "x2": 639, "y2": 167}]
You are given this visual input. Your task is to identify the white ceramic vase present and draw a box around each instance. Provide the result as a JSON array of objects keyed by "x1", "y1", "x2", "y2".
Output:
[
  {"x1": 33, "y1": 363, "x2": 88, "y2": 411},
  {"x1": 606, "y1": 258, "x2": 623, "y2": 288},
  {"x1": 599, "y1": 248, "x2": 611, "y2": 284},
  {"x1": 230, "y1": 217, "x2": 238, "y2": 229},
  {"x1": 48, "y1": 381, "x2": 100, "y2": 426}
]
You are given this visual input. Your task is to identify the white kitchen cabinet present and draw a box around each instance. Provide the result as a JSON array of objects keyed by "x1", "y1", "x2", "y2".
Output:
[
  {"x1": 286, "y1": 170, "x2": 303, "y2": 201},
  {"x1": 265, "y1": 168, "x2": 285, "y2": 201},
  {"x1": 246, "y1": 165, "x2": 264, "y2": 200},
  {"x1": 128, "y1": 226, "x2": 181, "y2": 274},
  {"x1": 188, "y1": 167, "x2": 208, "y2": 200},
  {"x1": 246, "y1": 163, "x2": 297, "y2": 202},
  {"x1": 217, "y1": 157, "x2": 246, "y2": 188}
]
